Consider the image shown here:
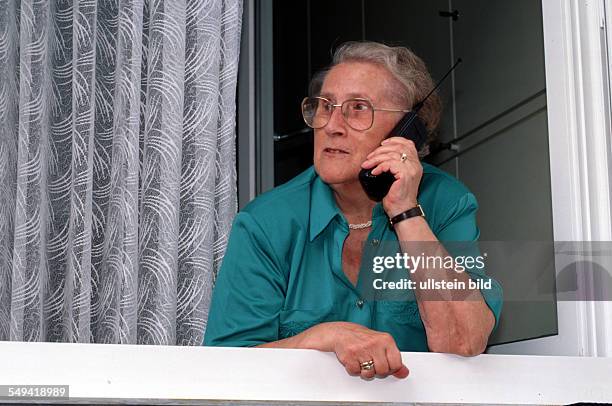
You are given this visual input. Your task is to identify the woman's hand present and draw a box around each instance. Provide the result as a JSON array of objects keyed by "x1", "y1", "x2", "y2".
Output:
[
  {"x1": 311, "y1": 321, "x2": 409, "y2": 379},
  {"x1": 257, "y1": 322, "x2": 409, "y2": 379},
  {"x1": 360, "y1": 137, "x2": 423, "y2": 218}
]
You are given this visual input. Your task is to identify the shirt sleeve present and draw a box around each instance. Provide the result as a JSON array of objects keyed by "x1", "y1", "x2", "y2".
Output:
[
  {"x1": 435, "y1": 192, "x2": 504, "y2": 333},
  {"x1": 203, "y1": 211, "x2": 286, "y2": 347}
]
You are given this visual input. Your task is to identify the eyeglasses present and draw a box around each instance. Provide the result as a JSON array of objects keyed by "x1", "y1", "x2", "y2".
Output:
[{"x1": 301, "y1": 96, "x2": 411, "y2": 131}]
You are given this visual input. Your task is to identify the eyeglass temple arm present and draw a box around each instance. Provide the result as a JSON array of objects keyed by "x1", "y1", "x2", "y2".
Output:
[{"x1": 374, "y1": 107, "x2": 412, "y2": 113}]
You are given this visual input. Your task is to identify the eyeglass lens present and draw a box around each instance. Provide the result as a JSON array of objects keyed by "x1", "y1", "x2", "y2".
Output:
[{"x1": 302, "y1": 97, "x2": 374, "y2": 131}]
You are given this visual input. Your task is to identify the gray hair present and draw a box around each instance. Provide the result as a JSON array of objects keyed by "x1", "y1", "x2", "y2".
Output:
[{"x1": 309, "y1": 41, "x2": 443, "y2": 154}]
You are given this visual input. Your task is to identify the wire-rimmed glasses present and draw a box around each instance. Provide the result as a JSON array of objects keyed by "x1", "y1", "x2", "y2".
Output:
[{"x1": 301, "y1": 96, "x2": 410, "y2": 131}]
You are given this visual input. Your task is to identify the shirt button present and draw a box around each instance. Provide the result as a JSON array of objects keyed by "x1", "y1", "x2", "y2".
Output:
[
  {"x1": 356, "y1": 299, "x2": 365, "y2": 309},
  {"x1": 371, "y1": 239, "x2": 380, "y2": 246}
]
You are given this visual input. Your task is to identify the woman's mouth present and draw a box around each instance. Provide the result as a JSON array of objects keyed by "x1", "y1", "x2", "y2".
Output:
[{"x1": 323, "y1": 147, "x2": 349, "y2": 154}]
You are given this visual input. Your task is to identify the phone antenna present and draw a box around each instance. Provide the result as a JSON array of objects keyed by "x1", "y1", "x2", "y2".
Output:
[{"x1": 413, "y1": 58, "x2": 462, "y2": 112}]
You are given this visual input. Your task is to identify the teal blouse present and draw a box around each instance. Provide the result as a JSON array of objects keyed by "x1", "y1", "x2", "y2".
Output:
[{"x1": 204, "y1": 163, "x2": 503, "y2": 351}]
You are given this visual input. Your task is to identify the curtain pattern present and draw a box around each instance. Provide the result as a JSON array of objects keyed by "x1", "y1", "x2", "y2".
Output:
[{"x1": 0, "y1": 0, "x2": 242, "y2": 345}]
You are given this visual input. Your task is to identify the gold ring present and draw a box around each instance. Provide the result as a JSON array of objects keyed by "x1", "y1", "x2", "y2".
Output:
[
  {"x1": 360, "y1": 360, "x2": 375, "y2": 371},
  {"x1": 400, "y1": 152, "x2": 408, "y2": 162}
]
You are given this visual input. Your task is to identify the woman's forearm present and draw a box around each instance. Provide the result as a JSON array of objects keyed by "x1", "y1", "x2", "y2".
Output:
[
  {"x1": 254, "y1": 322, "x2": 338, "y2": 351},
  {"x1": 393, "y1": 216, "x2": 495, "y2": 356}
]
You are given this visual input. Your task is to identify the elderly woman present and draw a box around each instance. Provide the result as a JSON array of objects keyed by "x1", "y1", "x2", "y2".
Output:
[{"x1": 204, "y1": 41, "x2": 502, "y2": 379}]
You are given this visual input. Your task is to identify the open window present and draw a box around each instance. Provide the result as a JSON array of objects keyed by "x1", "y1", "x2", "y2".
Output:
[{"x1": 237, "y1": 0, "x2": 612, "y2": 355}]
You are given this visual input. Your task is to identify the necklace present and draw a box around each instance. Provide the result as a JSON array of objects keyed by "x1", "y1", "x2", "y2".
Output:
[{"x1": 348, "y1": 220, "x2": 372, "y2": 230}]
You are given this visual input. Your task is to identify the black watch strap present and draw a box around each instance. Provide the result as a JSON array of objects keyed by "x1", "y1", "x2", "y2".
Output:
[{"x1": 389, "y1": 204, "x2": 425, "y2": 227}]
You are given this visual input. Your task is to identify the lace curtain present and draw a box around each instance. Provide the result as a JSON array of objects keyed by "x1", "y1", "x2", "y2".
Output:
[{"x1": 0, "y1": 0, "x2": 242, "y2": 345}]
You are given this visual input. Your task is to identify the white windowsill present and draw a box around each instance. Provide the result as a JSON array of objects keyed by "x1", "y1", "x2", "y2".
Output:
[{"x1": 0, "y1": 341, "x2": 610, "y2": 405}]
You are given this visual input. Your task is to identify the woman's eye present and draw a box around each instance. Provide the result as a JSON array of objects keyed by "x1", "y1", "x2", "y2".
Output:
[{"x1": 352, "y1": 102, "x2": 370, "y2": 111}]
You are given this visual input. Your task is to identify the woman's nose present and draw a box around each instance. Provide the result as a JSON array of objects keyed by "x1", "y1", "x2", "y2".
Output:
[{"x1": 324, "y1": 106, "x2": 347, "y2": 136}]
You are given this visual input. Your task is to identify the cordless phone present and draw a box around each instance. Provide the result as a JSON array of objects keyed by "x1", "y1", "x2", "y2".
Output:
[{"x1": 358, "y1": 59, "x2": 462, "y2": 202}]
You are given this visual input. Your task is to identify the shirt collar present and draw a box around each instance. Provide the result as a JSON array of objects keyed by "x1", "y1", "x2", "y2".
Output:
[
  {"x1": 309, "y1": 173, "x2": 388, "y2": 242},
  {"x1": 309, "y1": 175, "x2": 340, "y2": 242}
]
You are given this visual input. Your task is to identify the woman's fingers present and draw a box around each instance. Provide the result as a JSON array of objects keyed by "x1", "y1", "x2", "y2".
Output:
[
  {"x1": 382, "y1": 136, "x2": 418, "y2": 151},
  {"x1": 371, "y1": 343, "x2": 391, "y2": 377},
  {"x1": 361, "y1": 152, "x2": 404, "y2": 169},
  {"x1": 333, "y1": 323, "x2": 409, "y2": 379},
  {"x1": 392, "y1": 365, "x2": 410, "y2": 379},
  {"x1": 366, "y1": 140, "x2": 417, "y2": 158},
  {"x1": 371, "y1": 159, "x2": 419, "y2": 177},
  {"x1": 357, "y1": 336, "x2": 404, "y2": 379},
  {"x1": 366, "y1": 145, "x2": 407, "y2": 159},
  {"x1": 363, "y1": 142, "x2": 418, "y2": 167},
  {"x1": 386, "y1": 346, "x2": 410, "y2": 379},
  {"x1": 381, "y1": 138, "x2": 419, "y2": 156},
  {"x1": 342, "y1": 357, "x2": 362, "y2": 376},
  {"x1": 363, "y1": 143, "x2": 421, "y2": 172},
  {"x1": 359, "y1": 358, "x2": 377, "y2": 380}
]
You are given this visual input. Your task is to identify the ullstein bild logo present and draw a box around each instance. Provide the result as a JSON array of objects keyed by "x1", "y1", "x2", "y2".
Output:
[{"x1": 371, "y1": 277, "x2": 492, "y2": 291}]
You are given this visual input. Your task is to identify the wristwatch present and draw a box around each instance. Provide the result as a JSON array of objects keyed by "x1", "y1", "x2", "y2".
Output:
[{"x1": 389, "y1": 204, "x2": 425, "y2": 227}]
